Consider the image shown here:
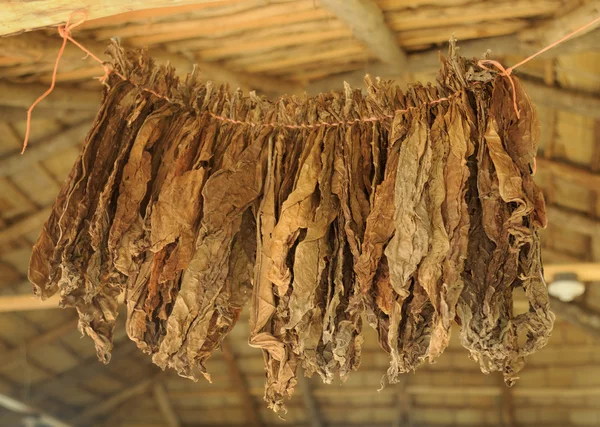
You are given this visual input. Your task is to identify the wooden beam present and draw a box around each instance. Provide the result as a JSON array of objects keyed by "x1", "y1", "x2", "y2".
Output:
[
  {"x1": 0, "y1": 81, "x2": 101, "y2": 110},
  {"x1": 0, "y1": 293, "x2": 62, "y2": 313},
  {"x1": 0, "y1": 122, "x2": 90, "y2": 178},
  {"x1": 0, "y1": 392, "x2": 72, "y2": 427},
  {"x1": 546, "y1": 206, "x2": 600, "y2": 236},
  {"x1": 544, "y1": 263, "x2": 600, "y2": 282},
  {"x1": 297, "y1": 374, "x2": 323, "y2": 427},
  {"x1": 0, "y1": 290, "x2": 126, "y2": 313},
  {"x1": 319, "y1": 0, "x2": 408, "y2": 69},
  {"x1": 0, "y1": 262, "x2": 596, "y2": 313},
  {"x1": 265, "y1": 385, "x2": 600, "y2": 398},
  {"x1": 0, "y1": 106, "x2": 91, "y2": 123},
  {"x1": 221, "y1": 339, "x2": 263, "y2": 427},
  {"x1": 0, "y1": 318, "x2": 78, "y2": 368},
  {"x1": 308, "y1": 27, "x2": 598, "y2": 83},
  {"x1": 153, "y1": 383, "x2": 180, "y2": 427},
  {"x1": 519, "y1": 0, "x2": 600, "y2": 46},
  {"x1": 542, "y1": 247, "x2": 582, "y2": 264},
  {"x1": 536, "y1": 158, "x2": 600, "y2": 191},
  {"x1": 0, "y1": 1, "x2": 226, "y2": 36},
  {"x1": 70, "y1": 371, "x2": 163, "y2": 425},
  {"x1": 0, "y1": 29, "x2": 301, "y2": 95},
  {"x1": 522, "y1": 80, "x2": 600, "y2": 119},
  {"x1": 79, "y1": 2, "x2": 245, "y2": 30},
  {"x1": 550, "y1": 297, "x2": 600, "y2": 341}
]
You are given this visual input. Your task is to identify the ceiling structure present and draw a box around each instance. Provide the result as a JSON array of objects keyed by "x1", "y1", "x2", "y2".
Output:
[{"x1": 0, "y1": 0, "x2": 600, "y2": 426}]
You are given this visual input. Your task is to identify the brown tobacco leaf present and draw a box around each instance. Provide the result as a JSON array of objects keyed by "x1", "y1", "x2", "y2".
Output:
[
  {"x1": 28, "y1": 42, "x2": 554, "y2": 411},
  {"x1": 429, "y1": 94, "x2": 475, "y2": 359},
  {"x1": 385, "y1": 111, "x2": 433, "y2": 379},
  {"x1": 154, "y1": 128, "x2": 268, "y2": 379},
  {"x1": 250, "y1": 134, "x2": 298, "y2": 413},
  {"x1": 457, "y1": 76, "x2": 552, "y2": 385}
]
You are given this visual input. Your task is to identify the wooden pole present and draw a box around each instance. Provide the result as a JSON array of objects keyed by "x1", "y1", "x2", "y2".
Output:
[
  {"x1": 297, "y1": 373, "x2": 324, "y2": 427},
  {"x1": 153, "y1": 383, "x2": 181, "y2": 427},
  {"x1": 0, "y1": 1, "x2": 227, "y2": 36},
  {"x1": 319, "y1": 0, "x2": 408, "y2": 69},
  {"x1": 221, "y1": 339, "x2": 263, "y2": 427}
]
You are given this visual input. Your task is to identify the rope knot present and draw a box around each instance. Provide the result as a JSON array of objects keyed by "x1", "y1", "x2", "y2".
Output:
[{"x1": 478, "y1": 59, "x2": 520, "y2": 119}]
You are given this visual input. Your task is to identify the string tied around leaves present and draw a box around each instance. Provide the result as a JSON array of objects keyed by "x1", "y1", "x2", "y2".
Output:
[{"x1": 21, "y1": 11, "x2": 600, "y2": 153}]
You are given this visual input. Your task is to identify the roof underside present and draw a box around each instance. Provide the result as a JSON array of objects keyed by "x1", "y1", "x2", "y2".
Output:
[{"x1": 0, "y1": 0, "x2": 599, "y2": 426}]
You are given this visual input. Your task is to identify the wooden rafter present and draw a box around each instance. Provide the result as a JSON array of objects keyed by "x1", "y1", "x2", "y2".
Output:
[
  {"x1": 523, "y1": 81, "x2": 600, "y2": 119},
  {"x1": 0, "y1": 291, "x2": 127, "y2": 313},
  {"x1": 0, "y1": 31, "x2": 301, "y2": 95},
  {"x1": 0, "y1": 318, "x2": 77, "y2": 368},
  {"x1": 0, "y1": 1, "x2": 227, "y2": 36},
  {"x1": 0, "y1": 106, "x2": 90, "y2": 123},
  {"x1": 170, "y1": 384, "x2": 600, "y2": 399},
  {"x1": 1, "y1": 261, "x2": 597, "y2": 313},
  {"x1": 297, "y1": 373, "x2": 324, "y2": 427},
  {"x1": 319, "y1": 0, "x2": 408, "y2": 69},
  {"x1": 0, "y1": 122, "x2": 90, "y2": 178},
  {"x1": 221, "y1": 338, "x2": 263, "y2": 427},
  {"x1": 546, "y1": 206, "x2": 600, "y2": 236},
  {"x1": 153, "y1": 383, "x2": 180, "y2": 427},
  {"x1": 70, "y1": 371, "x2": 164, "y2": 425},
  {"x1": 28, "y1": 339, "x2": 136, "y2": 404},
  {"x1": 536, "y1": 158, "x2": 600, "y2": 192},
  {"x1": 0, "y1": 208, "x2": 51, "y2": 248},
  {"x1": 0, "y1": 81, "x2": 100, "y2": 110},
  {"x1": 519, "y1": 0, "x2": 600, "y2": 46}
]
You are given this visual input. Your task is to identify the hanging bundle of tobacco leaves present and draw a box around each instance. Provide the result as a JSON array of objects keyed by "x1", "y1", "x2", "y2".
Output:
[{"x1": 28, "y1": 41, "x2": 554, "y2": 412}]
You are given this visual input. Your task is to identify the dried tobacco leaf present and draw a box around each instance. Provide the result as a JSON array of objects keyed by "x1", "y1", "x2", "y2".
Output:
[{"x1": 28, "y1": 41, "x2": 554, "y2": 412}]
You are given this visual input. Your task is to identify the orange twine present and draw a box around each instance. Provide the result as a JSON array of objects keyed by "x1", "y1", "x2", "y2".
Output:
[{"x1": 21, "y1": 12, "x2": 600, "y2": 153}]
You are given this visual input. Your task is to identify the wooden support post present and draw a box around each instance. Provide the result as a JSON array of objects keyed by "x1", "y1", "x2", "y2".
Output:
[
  {"x1": 319, "y1": 0, "x2": 408, "y2": 70},
  {"x1": 221, "y1": 339, "x2": 263, "y2": 427},
  {"x1": 392, "y1": 378, "x2": 412, "y2": 427},
  {"x1": 297, "y1": 373, "x2": 323, "y2": 427},
  {"x1": 153, "y1": 383, "x2": 180, "y2": 427},
  {"x1": 497, "y1": 374, "x2": 515, "y2": 427}
]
